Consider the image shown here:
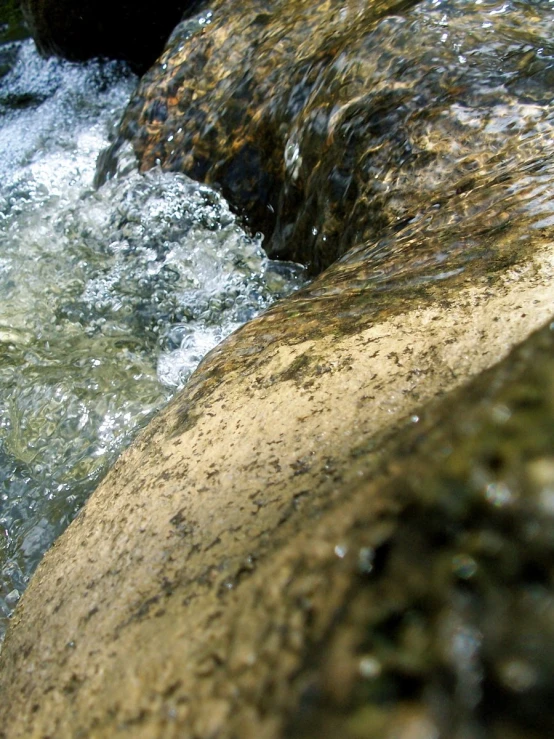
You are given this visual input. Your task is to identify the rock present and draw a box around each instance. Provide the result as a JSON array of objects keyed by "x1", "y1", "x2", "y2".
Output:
[
  {"x1": 284, "y1": 320, "x2": 554, "y2": 739},
  {"x1": 2, "y1": 0, "x2": 554, "y2": 735},
  {"x1": 0, "y1": 203, "x2": 553, "y2": 735},
  {"x1": 20, "y1": 0, "x2": 201, "y2": 71},
  {"x1": 0, "y1": 0, "x2": 28, "y2": 45},
  {"x1": 117, "y1": 0, "x2": 554, "y2": 272}
]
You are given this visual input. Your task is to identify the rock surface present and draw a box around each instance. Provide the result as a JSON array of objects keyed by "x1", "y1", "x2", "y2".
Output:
[
  {"x1": 21, "y1": 0, "x2": 200, "y2": 70},
  {"x1": 2, "y1": 0, "x2": 554, "y2": 735},
  {"x1": 118, "y1": 0, "x2": 554, "y2": 272},
  {"x1": 0, "y1": 214, "x2": 553, "y2": 735}
]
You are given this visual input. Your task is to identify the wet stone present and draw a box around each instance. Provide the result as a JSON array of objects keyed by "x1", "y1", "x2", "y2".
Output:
[
  {"x1": 285, "y1": 322, "x2": 554, "y2": 739},
  {"x1": 0, "y1": 40, "x2": 302, "y2": 643},
  {"x1": 0, "y1": 0, "x2": 554, "y2": 736},
  {"x1": 119, "y1": 0, "x2": 554, "y2": 275}
]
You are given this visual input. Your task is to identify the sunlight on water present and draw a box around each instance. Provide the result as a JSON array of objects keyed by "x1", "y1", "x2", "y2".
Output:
[{"x1": 0, "y1": 42, "x2": 303, "y2": 642}]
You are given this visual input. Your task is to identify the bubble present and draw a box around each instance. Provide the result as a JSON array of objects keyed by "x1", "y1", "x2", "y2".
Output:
[
  {"x1": 485, "y1": 481, "x2": 514, "y2": 507},
  {"x1": 359, "y1": 655, "x2": 382, "y2": 679}
]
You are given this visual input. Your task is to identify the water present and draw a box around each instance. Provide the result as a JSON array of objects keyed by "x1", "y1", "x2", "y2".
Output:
[
  {"x1": 121, "y1": 0, "x2": 554, "y2": 279},
  {"x1": 0, "y1": 41, "x2": 303, "y2": 642}
]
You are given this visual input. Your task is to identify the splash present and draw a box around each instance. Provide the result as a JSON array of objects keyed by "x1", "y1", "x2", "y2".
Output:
[{"x1": 0, "y1": 41, "x2": 303, "y2": 642}]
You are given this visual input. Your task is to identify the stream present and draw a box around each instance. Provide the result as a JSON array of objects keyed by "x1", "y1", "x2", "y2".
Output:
[
  {"x1": 2, "y1": 0, "x2": 554, "y2": 651},
  {"x1": 0, "y1": 40, "x2": 303, "y2": 642}
]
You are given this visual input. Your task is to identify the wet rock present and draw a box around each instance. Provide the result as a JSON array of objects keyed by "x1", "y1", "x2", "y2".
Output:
[
  {"x1": 118, "y1": 0, "x2": 554, "y2": 272},
  {"x1": 0, "y1": 0, "x2": 28, "y2": 45},
  {"x1": 285, "y1": 321, "x2": 554, "y2": 739},
  {"x1": 0, "y1": 208, "x2": 553, "y2": 735},
  {"x1": 2, "y1": 0, "x2": 554, "y2": 735},
  {"x1": 21, "y1": 0, "x2": 201, "y2": 71}
]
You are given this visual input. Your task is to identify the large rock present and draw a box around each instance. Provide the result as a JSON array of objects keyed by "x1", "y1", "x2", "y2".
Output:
[
  {"x1": 21, "y1": 0, "x2": 200, "y2": 70},
  {"x1": 0, "y1": 207, "x2": 553, "y2": 735},
  {"x1": 117, "y1": 0, "x2": 554, "y2": 272},
  {"x1": 2, "y1": 0, "x2": 554, "y2": 735}
]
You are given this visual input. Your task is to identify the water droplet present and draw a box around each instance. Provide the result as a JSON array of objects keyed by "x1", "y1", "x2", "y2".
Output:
[
  {"x1": 452, "y1": 553, "x2": 478, "y2": 579},
  {"x1": 498, "y1": 658, "x2": 538, "y2": 692},
  {"x1": 491, "y1": 404, "x2": 511, "y2": 424},
  {"x1": 359, "y1": 655, "x2": 382, "y2": 679},
  {"x1": 485, "y1": 481, "x2": 513, "y2": 507},
  {"x1": 5, "y1": 589, "x2": 20, "y2": 606},
  {"x1": 358, "y1": 547, "x2": 375, "y2": 574}
]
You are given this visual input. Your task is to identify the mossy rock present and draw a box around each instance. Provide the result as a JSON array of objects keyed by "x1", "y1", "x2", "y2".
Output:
[{"x1": 0, "y1": 0, "x2": 28, "y2": 44}]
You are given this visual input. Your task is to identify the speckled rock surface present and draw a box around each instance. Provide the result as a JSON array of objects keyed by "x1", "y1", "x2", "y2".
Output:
[
  {"x1": 0, "y1": 219, "x2": 553, "y2": 736},
  {"x1": 21, "y1": 0, "x2": 201, "y2": 71},
  {"x1": 2, "y1": 0, "x2": 554, "y2": 734}
]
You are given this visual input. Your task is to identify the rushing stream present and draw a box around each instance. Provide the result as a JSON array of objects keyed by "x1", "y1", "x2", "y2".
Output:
[
  {"x1": 0, "y1": 41, "x2": 303, "y2": 642},
  {"x1": 2, "y1": 0, "x2": 554, "y2": 652}
]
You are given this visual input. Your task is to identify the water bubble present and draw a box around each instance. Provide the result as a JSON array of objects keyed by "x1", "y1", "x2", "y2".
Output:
[
  {"x1": 452, "y1": 553, "x2": 478, "y2": 580},
  {"x1": 359, "y1": 655, "x2": 382, "y2": 679},
  {"x1": 498, "y1": 658, "x2": 538, "y2": 692},
  {"x1": 485, "y1": 481, "x2": 514, "y2": 507},
  {"x1": 4, "y1": 589, "x2": 19, "y2": 607},
  {"x1": 491, "y1": 404, "x2": 511, "y2": 424},
  {"x1": 358, "y1": 547, "x2": 375, "y2": 574}
]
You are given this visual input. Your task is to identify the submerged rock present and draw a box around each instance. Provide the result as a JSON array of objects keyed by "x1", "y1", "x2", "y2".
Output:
[
  {"x1": 21, "y1": 0, "x2": 200, "y2": 71},
  {"x1": 118, "y1": 0, "x2": 554, "y2": 272}
]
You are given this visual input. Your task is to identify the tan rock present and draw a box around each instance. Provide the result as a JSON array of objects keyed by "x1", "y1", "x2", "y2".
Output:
[
  {"x1": 0, "y1": 226, "x2": 553, "y2": 736},
  {"x1": 3, "y1": 0, "x2": 554, "y2": 735}
]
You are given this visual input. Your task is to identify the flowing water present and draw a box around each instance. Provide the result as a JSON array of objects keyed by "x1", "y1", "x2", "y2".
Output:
[
  {"x1": 0, "y1": 41, "x2": 303, "y2": 642},
  {"x1": 2, "y1": 0, "x2": 554, "y2": 649}
]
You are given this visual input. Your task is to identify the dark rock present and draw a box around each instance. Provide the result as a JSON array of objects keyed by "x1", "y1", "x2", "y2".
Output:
[
  {"x1": 0, "y1": 0, "x2": 28, "y2": 45},
  {"x1": 21, "y1": 0, "x2": 202, "y2": 71}
]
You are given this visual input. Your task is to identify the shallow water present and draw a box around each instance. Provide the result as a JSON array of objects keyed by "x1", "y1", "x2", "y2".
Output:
[
  {"x1": 121, "y1": 0, "x2": 554, "y2": 278},
  {"x1": 0, "y1": 41, "x2": 303, "y2": 642}
]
